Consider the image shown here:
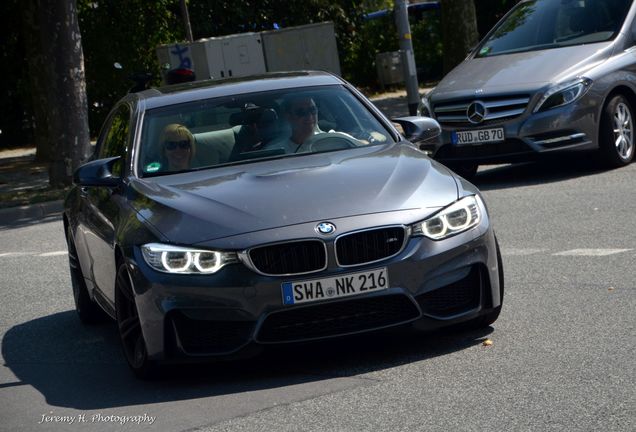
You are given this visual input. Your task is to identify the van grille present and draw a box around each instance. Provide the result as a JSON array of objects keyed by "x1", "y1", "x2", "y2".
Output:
[{"x1": 433, "y1": 95, "x2": 530, "y2": 126}]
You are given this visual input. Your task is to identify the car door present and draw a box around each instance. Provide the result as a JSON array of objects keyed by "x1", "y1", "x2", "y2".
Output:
[{"x1": 81, "y1": 103, "x2": 132, "y2": 305}]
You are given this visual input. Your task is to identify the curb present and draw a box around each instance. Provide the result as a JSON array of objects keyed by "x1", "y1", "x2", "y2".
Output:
[{"x1": 0, "y1": 200, "x2": 64, "y2": 227}]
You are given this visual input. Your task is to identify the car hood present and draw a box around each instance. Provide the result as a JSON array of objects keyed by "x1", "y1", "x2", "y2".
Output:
[
  {"x1": 431, "y1": 42, "x2": 614, "y2": 99},
  {"x1": 129, "y1": 143, "x2": 458, "y2": 244}
]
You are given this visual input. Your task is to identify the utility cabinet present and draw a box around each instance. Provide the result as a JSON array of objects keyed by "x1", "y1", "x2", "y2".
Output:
[
  {"x1": 156, "y1": 22, "x2": 341, "y2": 82},
  {"x1": 157, "y1": 33, "x2": 266, "y2": 81},
  {"x1": 376, "y1": 51, "x2": 405, "y2": 87},
  {"x1": 261, "y1": 22, "x2": 341, "y2": 75},
  {"x1": 203, "y1": 33, "x2": 267, "y2": 79}
]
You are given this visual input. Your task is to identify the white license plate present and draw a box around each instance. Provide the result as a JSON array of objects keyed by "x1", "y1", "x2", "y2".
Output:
[
  {"x1": 452, "y1": 128, "x2": 504, "y2": 145},
  {"x1": 282, "y1": 268, "x2": 389, "y2": 305}
]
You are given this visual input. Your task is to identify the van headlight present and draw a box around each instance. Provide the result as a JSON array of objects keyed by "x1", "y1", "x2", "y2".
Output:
[
  {"x1": 534, "y1": 78, "x2": 592, "y2": 113},
  {"x1": 418, "y1": 93, "x2": 434, "y2": 118},
  {"x1": 412, "y1": 195, "x2": 482, "y2": 240},
  {"x1": 141, "y1": 243, "x2": 237, "y2": 274}
]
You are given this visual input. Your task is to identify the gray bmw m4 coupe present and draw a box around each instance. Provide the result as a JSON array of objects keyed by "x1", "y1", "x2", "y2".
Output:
[{"x1": 64, "y1": 71, "x2": 503, "y2": 377}]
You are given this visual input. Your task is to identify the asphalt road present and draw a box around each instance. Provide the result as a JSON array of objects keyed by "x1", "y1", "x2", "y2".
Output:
[{"x1": 0, "y1": 156, "x2": 634, "y2": 432}]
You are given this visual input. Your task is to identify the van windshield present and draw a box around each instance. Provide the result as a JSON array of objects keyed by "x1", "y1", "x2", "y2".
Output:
[{"x1": 476, "y1": 0, "x2": 632, "y2": 58}]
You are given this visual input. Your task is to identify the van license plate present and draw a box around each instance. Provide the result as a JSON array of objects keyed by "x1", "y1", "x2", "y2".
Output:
[{"x1": 452, "y1": 128, "x2": 504, "y2": 145}]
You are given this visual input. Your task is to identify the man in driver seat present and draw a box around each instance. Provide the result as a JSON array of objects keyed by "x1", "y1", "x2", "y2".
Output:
[{"x1": 265, "y1": 95, "x2": 322, "y2": 153}]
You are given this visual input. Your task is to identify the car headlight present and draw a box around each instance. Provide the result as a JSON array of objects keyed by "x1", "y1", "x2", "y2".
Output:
[
  {"x1": 412, "y1": 195, "x2": 482, "y2": 240},
  {"x1": 418, "y1": 92, "x2": 434, "y2": 118},
  {"x1": 534, "y1": 78, "x2": 592, "y2": 113},
  {"x1": 141, "y1": 243, "x2": 238, "y2": 274}
]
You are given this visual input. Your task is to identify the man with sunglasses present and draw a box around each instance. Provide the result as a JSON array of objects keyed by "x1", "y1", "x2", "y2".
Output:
[
  {"x1": 161, "y1": 123, "x2": 196, "y2": 172},
  {"x1": 265, "y1": 95, "x2": 321, "y2": 154}
]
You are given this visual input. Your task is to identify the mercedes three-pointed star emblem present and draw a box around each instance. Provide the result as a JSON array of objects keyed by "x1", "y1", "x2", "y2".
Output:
[{"x1": 467, "y1": 101, "x2": 487, "y2": 124}]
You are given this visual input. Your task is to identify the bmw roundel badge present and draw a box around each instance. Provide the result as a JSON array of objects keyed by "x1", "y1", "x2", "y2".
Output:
[{"x1": 316, "y1": 222, "x2": 336, "y2": 235}]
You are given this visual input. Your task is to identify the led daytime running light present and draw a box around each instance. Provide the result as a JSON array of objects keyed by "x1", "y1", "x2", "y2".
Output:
[
  {"x1": 141, "y1": 243, "x2": 236, "y2": 274},
  {"x1": 415, "y1": 195, "x2": 482, "y2": 240}
]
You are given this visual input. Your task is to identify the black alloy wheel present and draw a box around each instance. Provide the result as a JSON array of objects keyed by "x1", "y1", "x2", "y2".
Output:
[
  {"x1": 115, "y1": 262, "x2": 157, "y2": 378},
  {"x1": 66, "y1": 228, "x2": 107, "y2": 324},
  {"x1": 600, "y1": 94, "x2": 635, "y2": 167}
]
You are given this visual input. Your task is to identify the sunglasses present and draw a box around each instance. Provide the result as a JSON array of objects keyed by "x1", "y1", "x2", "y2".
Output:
[
  {"x1": 165, "y1": 140, "x2": 191, "y2": 150},
  {"x1": 292, "y1": 106, "x2": 318, "y2": 117}
]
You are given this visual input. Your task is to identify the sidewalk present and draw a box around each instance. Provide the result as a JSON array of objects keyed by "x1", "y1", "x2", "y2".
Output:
[
  {"x1": 0, "y1": 147, "x2": 64, "y2": 227},
  {"x1": 0, "y1": 89, "x2": 425, "y2": 227}
]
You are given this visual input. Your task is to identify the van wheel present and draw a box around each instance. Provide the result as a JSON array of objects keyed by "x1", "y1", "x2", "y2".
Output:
[{"x1": 599, "y1": 95, "x2": 634, "y2": 167}]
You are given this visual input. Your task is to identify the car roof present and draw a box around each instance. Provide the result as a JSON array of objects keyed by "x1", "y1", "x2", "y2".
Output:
[{"x1": 132, "y1": 71, "x2": 346, "y2": 110}]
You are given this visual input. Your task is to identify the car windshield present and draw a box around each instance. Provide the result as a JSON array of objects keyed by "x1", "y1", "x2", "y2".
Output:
[
  {"x1": 476, "y1": 0, "x2": 632, "y2": 58},
  {"x1": 138, "y1": 85, "x2": 395, "y2": 176}
]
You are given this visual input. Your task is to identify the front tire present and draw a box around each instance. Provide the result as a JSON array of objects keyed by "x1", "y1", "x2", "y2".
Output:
[
  {"x1": 599, "y1": 94, "x2": 635, "y2": 167},
  {"x1": 115, "y1": 262, "x2": 158, "y2": 379}
]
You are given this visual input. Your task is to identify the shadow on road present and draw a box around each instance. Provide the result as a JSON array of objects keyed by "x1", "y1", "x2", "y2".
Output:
[
  {"x1": 2, "y1": 311, "x2": 491, "y2": 410},
  {"x1": 470, "y1": 153, "x2": 613, "y2": 191}
]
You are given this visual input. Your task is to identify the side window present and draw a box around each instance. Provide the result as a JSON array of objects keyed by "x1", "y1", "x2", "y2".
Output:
[{"x1": 98, "y1": 104, "x2": 131, "y2": 176}]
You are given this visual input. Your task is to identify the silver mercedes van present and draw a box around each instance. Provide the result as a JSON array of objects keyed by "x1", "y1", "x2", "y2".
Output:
[{"x1": 420, "y1": 0, "x2": 636, "y2": 177}]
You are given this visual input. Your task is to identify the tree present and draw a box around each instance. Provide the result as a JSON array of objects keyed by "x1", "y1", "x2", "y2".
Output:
[
  {"x1": 440, "y1": 0, "x2": 479, "y2": 74},
  {"x1": 78, "y1": 0, "x2": 182, "y2": 137},
  {"x1": 21, "y1": 1, "x2": 51, "y2": 162},
  {"x1": 36, "y1": 0, "x2": 91, "y2": 186}
]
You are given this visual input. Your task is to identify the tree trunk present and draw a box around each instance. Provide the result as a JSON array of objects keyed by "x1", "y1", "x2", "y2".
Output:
[
  {"x1": 441, "y1": 0, "x2": 479, "y2": 75},
  {"x1": 38, "y1": 0, "x2": 91, "y2": 187},
  {"x1": 22, "y1": 0, "x2": 51, "y2": 162}
]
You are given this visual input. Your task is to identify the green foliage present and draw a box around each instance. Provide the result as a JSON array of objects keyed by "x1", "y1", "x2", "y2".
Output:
[
  {"x1": 0, "y1": 0, "x2": 30, "y2": 147},
  {"x1": 78, "y1": 0, "x2": 182, "y2": 136}
]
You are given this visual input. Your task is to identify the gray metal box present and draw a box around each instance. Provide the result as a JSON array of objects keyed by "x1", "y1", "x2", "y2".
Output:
[
  {"x1": 376, "y1": 51, "x2": 404, "y2": 86},
  {"x1": 261, "y1": 22, "x2": 341, "y2": 75},
  {"x1": 157, "y1": 33, "x2": 266, "y2": 82},
  {"x1": 202, "y1": 33, "x2": 266, "y2": 80}
]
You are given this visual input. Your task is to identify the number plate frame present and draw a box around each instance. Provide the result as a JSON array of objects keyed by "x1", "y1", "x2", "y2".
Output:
[
  {"x1": 281, "y1": 268, "x2": 389, "y2": 306},
  {"x1": 451, "y1": 128, "x2": 505, "y2": 145}
]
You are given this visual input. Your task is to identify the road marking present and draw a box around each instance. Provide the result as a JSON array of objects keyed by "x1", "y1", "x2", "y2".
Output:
[
  {"x1": 0, "y1": 252, "x2": 31, "y2": 257},
  {"x1": 552, "y1": 249, "x2": 633, "y2": 256},
  {"x1": 501, "y1": 248, "x2": 547, "y2": 256},
  {"x1": 38, "y1": 251, "x2": 68, "y2": 257}
]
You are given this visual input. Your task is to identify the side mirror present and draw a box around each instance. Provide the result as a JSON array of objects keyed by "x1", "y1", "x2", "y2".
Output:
[
  {"x1": 391, "y1": 116, "x2": 441, "y2": 143},
  {"x1": 73, "y1": 156, "x2": 121, "y2": 187}
]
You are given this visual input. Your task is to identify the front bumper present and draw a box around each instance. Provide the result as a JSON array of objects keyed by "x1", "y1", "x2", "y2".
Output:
[
  {"x1": 427, "y1": 99, "x2": 598, "y2": 164},
  {"x1": 126, "y1": 222, "x2": 501, "y2": 362}
]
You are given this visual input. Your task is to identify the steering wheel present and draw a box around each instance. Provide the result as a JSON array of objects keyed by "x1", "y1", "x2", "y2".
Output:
[{"x1": 296, "y1": 132, "x2": 360, "y2": 153}]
